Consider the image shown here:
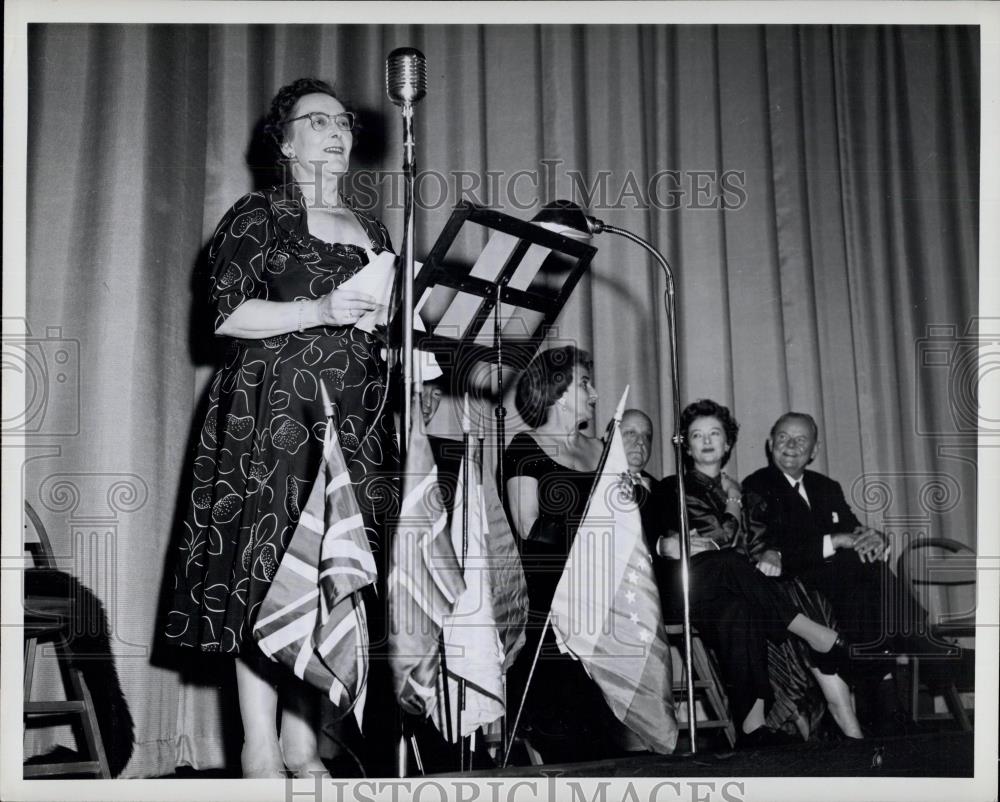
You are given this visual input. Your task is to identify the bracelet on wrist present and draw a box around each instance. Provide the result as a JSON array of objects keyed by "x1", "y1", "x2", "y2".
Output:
[{"x1": 726, "y1": 495, "x2": 742, "y2": 508}]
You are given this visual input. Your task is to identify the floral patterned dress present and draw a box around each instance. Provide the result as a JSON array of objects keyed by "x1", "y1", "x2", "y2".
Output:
[{"x1": 165, "y1": 183, "x2": 399, "y2": 654}]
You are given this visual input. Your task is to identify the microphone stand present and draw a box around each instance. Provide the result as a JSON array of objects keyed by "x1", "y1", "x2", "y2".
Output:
[
  {"x1": 400, "y1": 100, "x2": 417, "y2": 458},
  {"x1": 387, "y1": 47, "x2": 425, "y2": 778},
  {"x1": 533, "y1": 201, "x2": 697, "y2": 749},
  {"x1": 492, "y1": 284, "x2": 507, "y2": 496},
  {"x1": 594, "y1": 222, "x2": 698, "y2": 752}
]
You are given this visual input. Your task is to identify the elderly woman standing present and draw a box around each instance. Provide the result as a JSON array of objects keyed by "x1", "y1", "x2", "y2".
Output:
[{"x1": 164, "y1": 78, "x2": 397, "y2": 777}]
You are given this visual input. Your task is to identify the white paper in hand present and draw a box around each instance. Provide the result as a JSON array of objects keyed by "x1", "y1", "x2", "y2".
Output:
[
  {"x1": 336, "y1": 251, "x2": 398, "y2": 333},
  {"x1": 338, "y1": 252, "x2": 441, "y2": 380}
]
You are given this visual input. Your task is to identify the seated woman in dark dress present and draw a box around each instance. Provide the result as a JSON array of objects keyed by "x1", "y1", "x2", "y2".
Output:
[
  {"x1": 502, "y1": 346, "x2": 637, "y2": 762},
  {"x1": 652, "y1": 399, "x2": 861, "y2": 745}
]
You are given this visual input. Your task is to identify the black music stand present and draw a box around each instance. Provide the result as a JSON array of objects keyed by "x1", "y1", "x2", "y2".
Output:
[{"x1": 394, "y1": 201, "x2": 597, "y2": 487}]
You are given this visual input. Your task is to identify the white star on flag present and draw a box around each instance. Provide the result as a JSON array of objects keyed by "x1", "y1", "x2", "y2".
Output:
[{"x1": 548, "y1": 387, "x2": 679, "y2": 754}]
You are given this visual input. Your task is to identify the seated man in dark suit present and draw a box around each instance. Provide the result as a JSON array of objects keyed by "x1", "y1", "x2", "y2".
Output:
[
  {"x1": 620, "y1": 408, "x2": 669, "y2": 597},
  {"x1": 742, "y1": 412, "x2": 948, "y2": 733},
  {"x1": 621, "y1": 408, "x2": 656, "y2": 491}
]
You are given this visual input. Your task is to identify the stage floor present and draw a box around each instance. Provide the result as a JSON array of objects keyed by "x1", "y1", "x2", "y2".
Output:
[
  {"x1": 451, "y1": 731, "x2": 974, "y2": 778},
  {"x1": 149, "y1": 729, "x2": 974, "y2": 780}
]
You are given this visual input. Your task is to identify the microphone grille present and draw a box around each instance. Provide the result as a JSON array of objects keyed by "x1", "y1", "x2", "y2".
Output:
[{"x1": 386, "y1": 47, "x2": 427, "y2": 106}]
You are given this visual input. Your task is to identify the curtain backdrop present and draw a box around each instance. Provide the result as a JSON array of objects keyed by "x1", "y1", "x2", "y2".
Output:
[{"x1": 23, "y1": 24, "x2": 979, "y2": 776}]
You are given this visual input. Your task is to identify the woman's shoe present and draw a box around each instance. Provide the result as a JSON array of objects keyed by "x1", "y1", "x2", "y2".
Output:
[
  {"x1": 736, "y1": 726, "x2": 800, "y2": 749},
  {"x1": 811, "y1": 635, "x2": 851, "y2": 676}
]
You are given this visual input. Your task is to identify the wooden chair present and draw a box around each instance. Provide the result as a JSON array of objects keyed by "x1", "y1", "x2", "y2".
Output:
[
  {"x1": 502, "y1": 626, "x2": 735, "y2": 763},
  {"x1": 895, "y1": 537, "x2": 976, "y2": 731},
  {"x1": 23, "y1": 501, "x2": 111, "y2": 778},
  {"x1": 664, "y1": 624, "x2": 737, "y2": 748}
]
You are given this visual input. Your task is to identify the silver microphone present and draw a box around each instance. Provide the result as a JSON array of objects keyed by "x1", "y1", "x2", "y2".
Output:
[
  {"x1": 532, "y1": 200, "x2": 606, "y2": 239},
  {"x1": 386, "y1": 47, "x2": 427, "y2": 106}
]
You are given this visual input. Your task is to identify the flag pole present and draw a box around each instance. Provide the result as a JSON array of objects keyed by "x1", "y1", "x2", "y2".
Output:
[
  {"x1": 426, "y1": 373, "x2": 456, "y2": 754},
  {"x1": 439, "y1": 630, "x2": 454, "y2": 745},
  {"x1": 479, "y1": 417, "x2": 500, "y2": 761},
  {"x1": 502, "y1": 389, "x2": 629, "y2": 767},
  {"x1": 589, "y1": 386, "x2": 630, "y2": 490},
  {"x1": 492, "y1": 285, "x2": 507, "y2": 497},
  {"x1": 461, "y1": 393, "x2": 471, "y2": 569},
  {"x1": 458, "y1": 393, "x2": 471, "y2": 771},
  {"x1": 501, "y1": 608, "x2": 552, "y2": 768}
]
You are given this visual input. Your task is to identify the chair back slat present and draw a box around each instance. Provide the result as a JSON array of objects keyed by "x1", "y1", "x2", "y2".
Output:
[
  {"x1": 24, "y1": 501, "x2": 58, "y2": 570},
  {"x1": 897, "y1": 537, "x2": 977, "y2": 631}
]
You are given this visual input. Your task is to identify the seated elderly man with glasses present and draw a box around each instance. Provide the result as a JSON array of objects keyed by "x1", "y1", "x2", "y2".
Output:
[{"x1": 742, "y1": 412, "x2": 950, "y2": 735}]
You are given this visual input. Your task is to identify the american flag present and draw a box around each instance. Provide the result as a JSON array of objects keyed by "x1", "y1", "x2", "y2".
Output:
[
  {"x1": 549, "y1": 391, "x2": 679, "y2": 753},
  {"x1": 387, "y1": 421, "x2": 467, "y2": 717},
  {"x1": 252, "y1": 384, "x2": 377, "y2": 726}
]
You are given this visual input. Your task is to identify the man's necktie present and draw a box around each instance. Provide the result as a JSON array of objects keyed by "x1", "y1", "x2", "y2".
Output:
[{"x1": 794, "y1": 481, "x2": 810, "y2": 508}]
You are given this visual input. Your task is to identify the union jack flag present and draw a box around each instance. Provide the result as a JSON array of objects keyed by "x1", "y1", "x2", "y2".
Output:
[{"x1": 253, "y1": 383, "x2": 376, "y2": 726}]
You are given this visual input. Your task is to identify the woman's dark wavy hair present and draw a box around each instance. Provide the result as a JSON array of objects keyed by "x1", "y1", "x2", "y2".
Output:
[
  {"x1": 515, "y1": 346, "x2": 593, "y2": 429},
  {"x1": 680, "y1": 398, "x2": 740, "y2": 469},
  {"x1": 263, "y1": 77, "x2": 347, "y2": 150}
]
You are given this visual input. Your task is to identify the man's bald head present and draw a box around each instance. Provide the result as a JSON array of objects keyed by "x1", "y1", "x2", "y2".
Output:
[{"x1": 621, "y1": 408, "x2": 654, "y2": 473}]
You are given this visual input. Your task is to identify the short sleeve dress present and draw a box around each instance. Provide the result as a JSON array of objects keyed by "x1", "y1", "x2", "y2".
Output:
[
  {"x1": 501, "y1": 432, "x2": 630, "y2": 762},
  {"x1": 164, "y1": 183, "x2": 399, "y2": 654}
]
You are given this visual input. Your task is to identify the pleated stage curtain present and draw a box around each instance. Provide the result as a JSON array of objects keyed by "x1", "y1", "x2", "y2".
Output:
[{"x1": 22, "y1": 23, "x2": 978, "y2": 775}]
